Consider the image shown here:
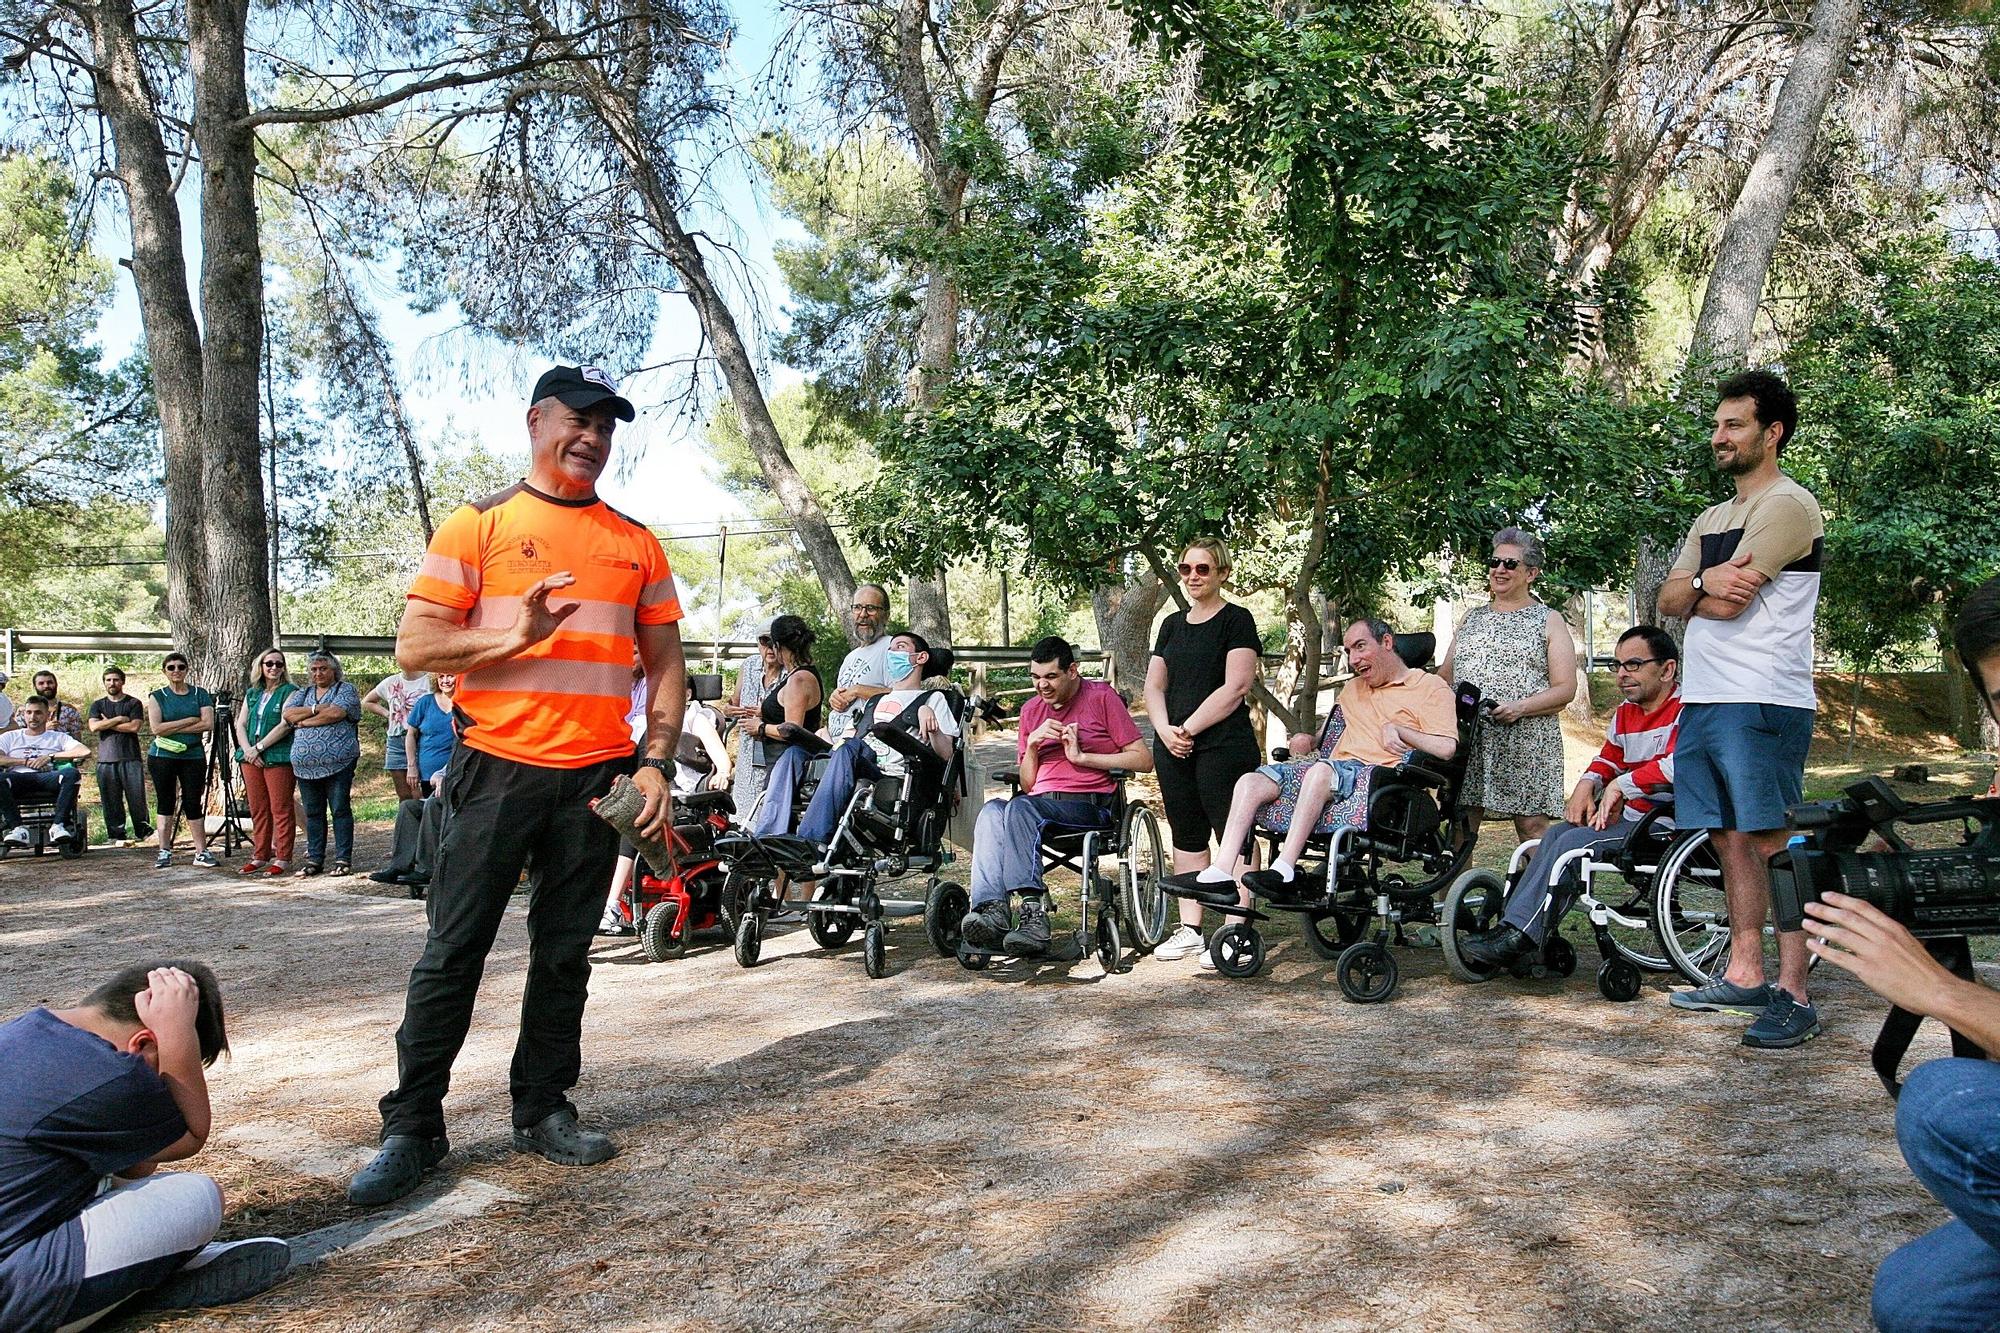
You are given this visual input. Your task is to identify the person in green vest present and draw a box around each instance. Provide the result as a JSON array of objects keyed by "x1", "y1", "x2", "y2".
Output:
[{"x1": 234, "y1": 648, "x2": 297, "y2": 876}]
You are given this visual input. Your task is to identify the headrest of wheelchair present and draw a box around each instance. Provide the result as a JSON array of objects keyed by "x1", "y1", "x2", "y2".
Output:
[
  {"x1": 1392, "y1": 632, "x2": 1435, "y2": 669},
  {"x1": 688, "y1": 672, "x2": 724, "y2": 703}
]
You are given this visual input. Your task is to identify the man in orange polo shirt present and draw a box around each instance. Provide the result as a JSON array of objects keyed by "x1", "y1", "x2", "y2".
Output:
[{"x1": 349, "y1": 365, "x2": 687, "y2": 1207}]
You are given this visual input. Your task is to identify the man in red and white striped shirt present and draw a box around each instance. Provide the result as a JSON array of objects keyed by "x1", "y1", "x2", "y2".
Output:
[{"x1": 1459, "y1": 626, "x2": 1682, "y2": 969}]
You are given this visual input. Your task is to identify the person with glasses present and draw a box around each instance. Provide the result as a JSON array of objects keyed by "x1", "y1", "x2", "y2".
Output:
[
  {"x1": 144, "y1": 655, "x2": 217, "y2": 869},
  {"x1": 87, "y1": 667, "x2": 153, "y2": 847},
  {"x1": 232, "y1": 649, "x2": 296, "y2": 877},
  {"x1": 1455, "y1": 626, "x2": 1683, "y2": 970},
  {"x1": 1441, "y1": 526, "x2": 1579, "y2": 845},
  {"x1": 1144, "y1": 537, "x2": 1265, "y2": 964},
  {"x1": 826, "y1": 585, "x2": 893, "y2": 742},
  {"x1": 283, "y1": 652, "x2": 362, "y2": 877}
]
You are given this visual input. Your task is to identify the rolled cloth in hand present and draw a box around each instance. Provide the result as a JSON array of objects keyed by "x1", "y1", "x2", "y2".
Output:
[{"x1": 592, "y1": 774, "x2": 676, "y2": 878}]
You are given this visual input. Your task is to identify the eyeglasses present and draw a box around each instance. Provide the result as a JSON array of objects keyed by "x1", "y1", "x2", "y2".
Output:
[
  {"x1": 261, "y1": 659, "x2": 284, "y2": 668},
  {"x1": 1177, "y1": 562, "x2": 1214, "y2": 578},
  {"x1": 1487, "y1": 557, "x2": 1524, "y2": 571},
  {"x1": 1612, "y1": 657, "x2": 1663, "y2": 672},
  {"x1": 164, "y1": 663, "x2": 188, "y2": 671},
  {"x1": 851, "y1": 603, "x2": 886, "y2": 614}
]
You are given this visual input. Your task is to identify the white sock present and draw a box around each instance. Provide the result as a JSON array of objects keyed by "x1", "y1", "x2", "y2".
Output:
[
  {"x1": 1269, "y1": 860, "x2": 1295, "y2": 883},
  {"x1": 1195, "y1": 865, "x2": 1234, "y2": 884}
]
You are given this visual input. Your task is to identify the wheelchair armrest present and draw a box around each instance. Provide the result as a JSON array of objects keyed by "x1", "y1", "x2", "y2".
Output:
[
  {"x1": 866, "y1": 722, "x2": 945, "y2": 771},
  {"x1": 1271, "y1": 748, "x2": 1292, "y2": 763},
  {"x1": 677, "y1": 789, "x2": 735, "y2": 817},
  {"x1": 1373, "y1": 759, "x2": 1450, "y2": 790},
  {"x1": 773, "y1": 723, "x2": 832, "y2": 756},
  {"x1": 1624, "y1": 797, "x2": 1675, "y2": 843}
]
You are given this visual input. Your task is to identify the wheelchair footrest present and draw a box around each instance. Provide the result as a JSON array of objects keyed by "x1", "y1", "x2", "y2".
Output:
[
  {"x1": 715, "y1": 834, "x2": 823, "y2": 876},
  {"x1": 959, "y1": 934, "x2": 1087, "y2": 965}
]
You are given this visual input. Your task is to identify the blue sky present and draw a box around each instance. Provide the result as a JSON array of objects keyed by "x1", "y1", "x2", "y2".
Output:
[{"x1": 87, "y1": 1, "x2": 811, "y2": 536}]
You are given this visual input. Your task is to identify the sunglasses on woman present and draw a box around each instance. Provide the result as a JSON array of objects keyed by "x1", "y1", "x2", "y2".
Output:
[
  {"x1": 1487, "y1": 557, "x2": 1524, "y2": 571},
  {"x1": 262, "y1": 659, "x2": 284, "y2": 668},
  {"x1": 1177, "y1": 562, "x2": 1214, "y2": 578}
]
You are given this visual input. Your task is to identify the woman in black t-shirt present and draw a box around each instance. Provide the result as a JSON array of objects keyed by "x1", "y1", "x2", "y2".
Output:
[{"x1": 1144, "y1": 537, "x2": 1263, "y2": 963}]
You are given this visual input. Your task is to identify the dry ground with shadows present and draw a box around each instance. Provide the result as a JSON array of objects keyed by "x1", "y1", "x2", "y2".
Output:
[{"x1": 2, "y1": 671, "x2": 1991, "y2": 1333}]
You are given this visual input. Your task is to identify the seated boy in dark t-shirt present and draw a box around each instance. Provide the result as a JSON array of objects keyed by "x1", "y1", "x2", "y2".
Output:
[{"x1": 0, "y1": 962, "x2": 288, "y2": 1331}]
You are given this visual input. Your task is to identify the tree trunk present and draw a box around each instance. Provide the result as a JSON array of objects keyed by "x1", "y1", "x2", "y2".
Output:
[
  {"x1": 1633, "y1": 534, "x2": 1685, "y2": 647},
  {"x1": 88, "y1": 0, "x2": 212, "y2": 664},
  {"x1": 1687, "y1": 0, "x2": 1862, "y2": 370},
  {"x1": 190, "y1": 0, "x2": 273, "y2": 684},
  {"x1": 906, "y1": 575, "x2": 951, "y2": 647},
  {"x1": 1091, "y1": 569, "x2": 1164, "y2": 694},
  {"x1": 568, "y1": 58, "x2": 860, "y2": 635}
]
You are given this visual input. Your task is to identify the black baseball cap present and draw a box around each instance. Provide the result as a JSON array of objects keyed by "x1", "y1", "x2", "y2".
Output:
[{"x1": 531, "y1": 365, "x2": 636, "y2": 422}]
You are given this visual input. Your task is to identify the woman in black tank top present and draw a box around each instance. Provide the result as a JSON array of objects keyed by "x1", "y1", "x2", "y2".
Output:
[{"x1": 754, "y1": 615, "x2": 822, "y2": 760}]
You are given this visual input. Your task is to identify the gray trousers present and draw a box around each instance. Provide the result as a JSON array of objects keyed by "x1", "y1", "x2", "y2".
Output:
[
  {"x1": 968, "y1": 794, "x2": 1112, "y2": 906},
  {"x1": 1499, "y1": 819, "x2": 1637, "y2": 943}
]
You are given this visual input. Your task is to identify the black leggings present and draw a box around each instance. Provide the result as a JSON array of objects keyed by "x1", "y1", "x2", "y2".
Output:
[
  {"x1": 148, "y1": 753, "x2": 207, "y2": 819},
  {"x1": 1152, "y1": 734, "x2": 1259, "y2": 855}
]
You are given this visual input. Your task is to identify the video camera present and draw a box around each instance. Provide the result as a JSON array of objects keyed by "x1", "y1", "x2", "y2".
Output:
[
  {"x1": 1768, "y1": 776, "x2": 2000, "y2": 1096},
  {"x1": 1768, "y1": 776, "x2": 2000, "y2": 936}
]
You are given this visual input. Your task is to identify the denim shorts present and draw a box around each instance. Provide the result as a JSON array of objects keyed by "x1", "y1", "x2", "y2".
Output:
[
  {"x1": 384, "y1": 743, "x2": 409, "y2": 772},
  {"x1": 1673, "y1": 701, "x2": 1814, "y2": 832}
]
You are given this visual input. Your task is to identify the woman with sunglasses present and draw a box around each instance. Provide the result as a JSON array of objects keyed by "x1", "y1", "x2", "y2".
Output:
[
  {"x1": 1144, "y1": 537, "x2": 1265, "y2": 964},
  {"x1": 233, "y1": 649, "x2": 296, "y2": 876},
  {"x1": 144, "y1": 654, "x2": 217, "y2": 869},
  {"x1": 1440, "y1": 526, "x2": 1578, "y2": 843},
  {"x1": 282, "y1": 652, "x2": 362, "y2": 876}
]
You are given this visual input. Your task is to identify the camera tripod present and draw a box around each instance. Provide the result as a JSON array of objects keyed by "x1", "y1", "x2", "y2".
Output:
[{"x1": 203, "y1": 691, "x2": 246, "y2": 858}]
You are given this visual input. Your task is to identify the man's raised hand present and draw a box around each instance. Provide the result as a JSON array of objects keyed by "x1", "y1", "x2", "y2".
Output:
[
  {"x1": 134, "y1": 967, "x2": 200, "y2": 1039},
  {"x1": 513, "y1": 573, "x2": 580, "y2": 649}
]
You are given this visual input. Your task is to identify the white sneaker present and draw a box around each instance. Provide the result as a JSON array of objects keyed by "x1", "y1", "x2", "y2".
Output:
[
  {"x1": 1154, "y1": 925, "x2": 1205, "y2": 961},
  {"x1": 48, "y1": 823, "x2": 72, "y2": 844},
  {"x1": 2, "y1": 826, "x2": 30, "y2": 847},
  {"x1": 1198, "y1": 942, "x2": 1218, "y2": 969}
]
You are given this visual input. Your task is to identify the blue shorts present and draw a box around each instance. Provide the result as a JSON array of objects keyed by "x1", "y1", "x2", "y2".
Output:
[
  {"x1": 1673, "y1": 702, "x2": 1813, "y2": 832},
  {"x1": 384, "y1": 742, "x2": 409, "y2": 772}
]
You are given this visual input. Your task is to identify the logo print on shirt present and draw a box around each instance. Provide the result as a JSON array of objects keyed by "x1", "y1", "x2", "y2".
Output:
[{"x1": 506, "y1": 532, "x2": 555, "y2": 577}]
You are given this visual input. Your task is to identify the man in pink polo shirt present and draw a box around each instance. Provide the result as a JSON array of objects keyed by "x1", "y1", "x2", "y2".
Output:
[{"x1": 959, "y1": 636, "x2": 1152, "y2": 956}]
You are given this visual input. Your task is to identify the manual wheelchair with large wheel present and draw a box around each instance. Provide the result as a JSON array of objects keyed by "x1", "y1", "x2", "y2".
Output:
[
  {"x1": 717, "y1": 695, "x2": 971, "y2": 979},
  {"x1": 1168, "y1": 633, "x2": 1483, "y2": 1002},
  {"x1": 922, "y1": 767, "x2": 1171, "y2": 975},
  {"x1": 1437, "y1": 802, "x2": 1723, "y2": 1000}
]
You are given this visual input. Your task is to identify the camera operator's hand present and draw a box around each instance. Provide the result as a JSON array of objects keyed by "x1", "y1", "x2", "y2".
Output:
[{"x1": 1804, "y1": 893, "x2": 1997, "y2": 1039}]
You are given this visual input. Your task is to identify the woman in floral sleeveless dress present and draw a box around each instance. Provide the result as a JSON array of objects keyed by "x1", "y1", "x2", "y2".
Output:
[{"x1": 1442, "y1": 527, "x2": 1578, "y2": 843}]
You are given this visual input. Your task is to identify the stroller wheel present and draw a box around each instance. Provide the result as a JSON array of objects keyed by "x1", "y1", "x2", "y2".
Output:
[
  {"x1": 807, "y1": 909, "x2": 857, "y2": 950},
  {"x1": 862, "y1": 921, "x2": 888, "y2": 978},
  {"x1": 641, "y1": 902, "x2": 684, "y2": 963},
  {"x1": 1336, "y1": 941, "x2": 1399, "y2": 1003},
  {"x1": 924, "y1": 880, "x2": 969, "y2": 958},
  {"x1": 733, "y1": 912, "x2": 763, "y2": 968}
]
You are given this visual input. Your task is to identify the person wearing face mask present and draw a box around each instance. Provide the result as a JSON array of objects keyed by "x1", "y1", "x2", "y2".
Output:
[
  {"x1": 790, "y1": 631, "x2": 959, "y2": 852},
  {"x1": 0, "y1": 962, "x2": 289, "y2": 1330}
]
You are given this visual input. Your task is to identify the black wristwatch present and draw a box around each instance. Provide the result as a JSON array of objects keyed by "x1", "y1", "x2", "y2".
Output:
[
  {"x1": 1690, "y1": 569, "x2": 1706, "y2": 596},
  {"x1": 639, "y1": 757, "x2": 671, "y2": 777}
]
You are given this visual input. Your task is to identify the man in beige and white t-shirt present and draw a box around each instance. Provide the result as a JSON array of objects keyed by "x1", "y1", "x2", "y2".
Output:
[{"x1": 1657, "y1": 368, "x2": 1824, "y2": 1049}]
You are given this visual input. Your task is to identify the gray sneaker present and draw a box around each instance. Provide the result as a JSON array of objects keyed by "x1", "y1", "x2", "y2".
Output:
[
  {"x1": 1668, "y1": 976, "x2": 1773, "y2": 1017},
  {"x1": 513, "y1": 1109, "x2": 616, "y2": 1166},
  {"x1": 1003, "y1": 893, "x2": 1052, "y2": 955},
  {"x1": 960, "y1": 898, "x2": 1012, "y2": 951},
  {"x1": 146, "y1": 1237, "x2": 290, "y2": 1310},
  {"x1": 1742, "y1": 988, "x2": 1822, "y2": 1049}
]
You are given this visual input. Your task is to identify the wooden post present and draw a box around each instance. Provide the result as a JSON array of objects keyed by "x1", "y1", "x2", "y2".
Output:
[
  {"x1": 999, "y1": 569, "x2": 1011, "y2": 646},
  {"x1": 712, "y1": 524, "x2": 728, "y2": 673}
]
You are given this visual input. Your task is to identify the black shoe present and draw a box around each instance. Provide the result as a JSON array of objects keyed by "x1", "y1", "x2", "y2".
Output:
[
  {"x1": 346, "y1": 1134, "x2": 449, "y2": 1206},
  {"x1": 144, "y1": 1237, "x2": 291, "y2": 1310},
  {"x1": 1241, "y1": 867, "x2": 1324, "y2": 899},
  {"x1": 1459, "y1": 924, "x2": 1535, "y2": 969},
  {"x1": 513, "y1": 1110, "x2": 617, "y2": 1166},
  {"x1": 960, "y1": 898, "x2": 1012, "y2": 951},
  {"x1": 368, "y1": 868, "x2": 404, "y2": 884},
  {"x1": 1003, "y1": 893, "x2": 1052, "y2": 955}
]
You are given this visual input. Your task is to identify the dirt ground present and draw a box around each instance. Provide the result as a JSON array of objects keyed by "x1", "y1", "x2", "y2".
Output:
[{"x1": 3, "y1": 669, "x2": 1991, "y2": 1332}]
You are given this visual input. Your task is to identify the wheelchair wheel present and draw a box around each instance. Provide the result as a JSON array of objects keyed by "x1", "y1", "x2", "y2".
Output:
[
  {"x1": 1118, "y1": 804, "x2": 1170, "y2": 949},
  {"x1": 1095, "y1": 911, "x2": 1125, "y2": 974},
  {"x1": 956, "y1": 943, "x2": 991, "y2": 971},
  {"x1": 1543, "y1": 934, "x2": 1577, "y2": 978},
  {"x1": 1208, "y1": 923, "x2": 1264, "y2": 978},
  {"x1": 1441, "y1": 868, "x2": 1507, "y2": 982},
  {"x1": 862, "y1": 921, "x2": 887, "y2": 978},
  {"x1": 808, "y1": 910, "x2": 856, "y2": 950},
  {"x1": 733, "y1": 912, "x2": 763, "y2": 968},
  {"x1": 640, "y1": 902, "x2": 684, "y2": 963},
  {"x1": 1597, "y1": 957, "x2": 1643, "y2": 1002},
  {"x1": 1302, "y1": 903, "x2": 1369, "y2": 961},
  {"x1": 1651, "y1": 829, "x2": 1731, "y2": 983},
  {"x1": 924, "y1": 879, "x2": 969, "y2": 957},
  {"x1": 1336, "y1": 941, "x2": 1399, "y2": 1003}
]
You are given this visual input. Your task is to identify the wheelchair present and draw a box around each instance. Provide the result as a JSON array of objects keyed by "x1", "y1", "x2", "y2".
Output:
[
  {"x1": 1167, "y1": 632, "x2": 1482, "y2": 1002},
  {"x1": 717, "y1": 691, "x2": 971, "y2": 979},
  {"x1": 921, "y1": 766, "x2": 1170, "y2": 975},
  {"x1": 0, "y1": 792, "x2": 88, "y2": 860},
  {"x1": 1438, "y1": 803, "x2": 1708, "y2": 1000},
  {"x1": 614, "y1": 788, "x2": 736, "y2": 963}
]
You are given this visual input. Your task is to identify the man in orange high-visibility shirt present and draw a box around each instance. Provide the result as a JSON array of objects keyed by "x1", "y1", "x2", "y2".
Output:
[{"x1": 349, "y1": 365, "x2": 687, "y2": 1208}]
